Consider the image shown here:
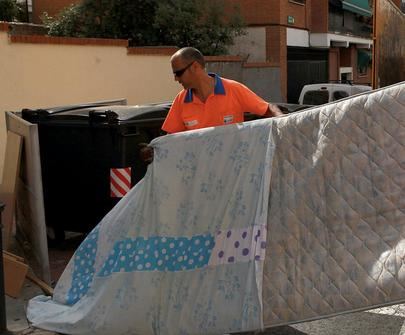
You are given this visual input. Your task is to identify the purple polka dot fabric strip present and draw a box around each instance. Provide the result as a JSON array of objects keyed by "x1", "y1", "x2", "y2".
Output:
[{"x1": 208, "y1": 225, "x2": 267, "y2": 266}]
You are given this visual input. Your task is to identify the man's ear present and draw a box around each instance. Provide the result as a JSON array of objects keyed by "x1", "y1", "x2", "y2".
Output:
[
  {"x1": 190, "y1": 61, "x2": 198, "y2": 72},
  {"x1": 193, "y1": 62, "x2": 204, "y2": 74}
]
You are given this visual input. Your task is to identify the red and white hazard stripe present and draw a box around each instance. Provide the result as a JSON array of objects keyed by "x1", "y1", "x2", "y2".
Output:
[{"x1": 110, "y1": 167, "x2": 131, "y2": 198}]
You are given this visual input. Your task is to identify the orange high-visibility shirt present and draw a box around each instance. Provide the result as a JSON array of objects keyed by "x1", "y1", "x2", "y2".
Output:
[{"x1": 162, "y1": 74, "x2": 269, "y2": 134}]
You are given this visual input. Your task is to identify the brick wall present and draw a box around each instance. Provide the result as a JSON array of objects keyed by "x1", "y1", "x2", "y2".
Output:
[
  {"x1": 310, "y1": 0, "x2": 328, "y2": 32},
  {"x1": 329, "y1": 48, "x2": 340, "y2": 81},
  {"x1": 0, "y1": 22, "x2": 9, "y2": 31},
  {"x1": 127, "y1": 47, "x2": 178, "y2": 56},
  {"x1": 230, "y1": 0, "x2": 312, "y2": 28},
  {"x1": 32, "y1": 0, "x2": 81, "y2": 24},
  {"x1": 337, "y1": 46, "x2": 372, "y2": 84},
  {"x1": 340, "y1": 47, "x2": 352, "y2": 67},
  {"x1": 230, "y1": 0, "x2": 280, "y2": 25},
  {"x1": 282, "y1": 0, "x2": 310, "y2": 28},
  {"x1": 10, "y1": 34, "x2": 128, "y2": 46},
  {"x1": 266, "y1": 26, "x2": 287, "y2": 100}
]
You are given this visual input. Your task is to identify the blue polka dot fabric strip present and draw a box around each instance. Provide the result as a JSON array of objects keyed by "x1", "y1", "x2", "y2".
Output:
[
  {"x1": 66, "y1": 225, "x2": 266, "y2": 305},
  {"x1": 99, "y1": 234, "x2": 215, "y2": 276},
  {"x1": 67, "y1": 227, "x2": 99, "y2": 305}
]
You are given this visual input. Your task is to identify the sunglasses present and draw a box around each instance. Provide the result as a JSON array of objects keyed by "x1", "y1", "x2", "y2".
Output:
[{"x1": 173, "y1": 61, "x2": 194, "y2": 77}]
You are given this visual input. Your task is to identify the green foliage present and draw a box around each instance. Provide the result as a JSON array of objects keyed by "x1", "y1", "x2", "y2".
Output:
[
  {"x1": 42, "y1": 0, "x2": 159, "y2": 42},
  {"x1": 0, "y1": 0, "x2": 18, "y2": 21},
  {"x1": 42, "y1": 5, "x2": 83, "y2": 37},
  {"x1": 102, "y1": 0, "x2": 159, "y2": 44},
  {"x1": 154, "y1": 0, "x2": 246, "y2": 54},
  {"x1": 42, "y1": 0, "x2": 246, "y2": 55}
]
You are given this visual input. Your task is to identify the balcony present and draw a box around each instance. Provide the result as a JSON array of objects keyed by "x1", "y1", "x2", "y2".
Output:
[{"x1": 328, "y1": 0, "x2": 373, "y2": 39}]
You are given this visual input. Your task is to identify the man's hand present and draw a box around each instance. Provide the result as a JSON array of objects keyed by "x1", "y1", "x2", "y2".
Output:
[
  {"x1": 139, "y1": 143, "x2": 154, "y2": 164},
  {"x1": 268, "y1": 103, "x2": 284, "y2": 117}
]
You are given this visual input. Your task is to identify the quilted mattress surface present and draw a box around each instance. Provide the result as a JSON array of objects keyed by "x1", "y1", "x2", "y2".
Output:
[{"x1": 262, "y1": 81, "x2": 405, "y2": 326}]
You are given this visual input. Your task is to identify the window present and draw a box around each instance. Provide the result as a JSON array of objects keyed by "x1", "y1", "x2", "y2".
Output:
[
  {"x1": 303, "y1": 91, "x2": 329, "y2": 105},
  {"x1": 333, "y1": 91, "x2": 349, "y2": 101}
]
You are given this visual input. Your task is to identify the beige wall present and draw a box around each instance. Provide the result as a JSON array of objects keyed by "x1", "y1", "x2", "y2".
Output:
[
  {"x1": 0, "y1": 31, "x2": 180, "y2": 180},
  {"x1": 228, "y1": 27, "x2": 267, "y2": 62}
]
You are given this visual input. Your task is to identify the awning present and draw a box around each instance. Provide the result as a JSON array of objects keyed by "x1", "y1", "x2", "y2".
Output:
[{"x1": 342, "y1": 0, "x2": 372, "y2": 17}]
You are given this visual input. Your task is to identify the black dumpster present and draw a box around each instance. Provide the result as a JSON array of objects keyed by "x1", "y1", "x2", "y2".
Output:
[{"x1": 21, "y1": 102, "x2": 170, "y2": 240}]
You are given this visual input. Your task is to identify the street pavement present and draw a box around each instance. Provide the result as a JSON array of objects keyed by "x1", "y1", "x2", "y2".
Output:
[
  {"x1": 5, "y1": 279, "x2": 405, "y2": 335},
  {"x1": 5, "y1": 279, "x2": 43, "y2": 334},
  {"x1": 273, "y1": 306, "x2": 405, "y2": 335}
]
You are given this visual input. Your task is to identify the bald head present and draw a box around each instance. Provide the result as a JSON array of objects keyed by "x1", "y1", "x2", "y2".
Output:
[{"x1": 171, "y1": 47, "x2": 205, "y2": 68}]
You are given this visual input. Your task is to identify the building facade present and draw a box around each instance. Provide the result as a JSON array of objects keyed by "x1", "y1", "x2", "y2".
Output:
[{"x1": 226, "y1": 0, "x2": 394, "y2": 102}]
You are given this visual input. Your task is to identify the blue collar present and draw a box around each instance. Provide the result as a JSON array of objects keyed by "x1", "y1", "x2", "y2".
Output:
[{"x1": 184, "y1": 73, "x2": 226, "y2": 103}]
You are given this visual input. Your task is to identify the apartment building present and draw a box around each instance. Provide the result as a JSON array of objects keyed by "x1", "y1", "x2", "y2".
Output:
[{"x1": 226, "y1": 0, "x2": 393, "y2": 102}]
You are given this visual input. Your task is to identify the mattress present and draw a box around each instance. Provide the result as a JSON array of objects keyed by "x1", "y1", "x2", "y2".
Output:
[
  {"x1": 27, "y1": 82, "x2": 405, "y2": 334},
  {"x1": 262, "y1": 81, "x2": 405, "y2": 326}
]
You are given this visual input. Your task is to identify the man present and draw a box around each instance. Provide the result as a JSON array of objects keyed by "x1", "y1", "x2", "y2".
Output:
[
  {"x1": 140, "y1": 47, "x2": 283, "y2": 162},
  {"x1": 162, "y1": 47, "x2": 283, "y2": 134}
]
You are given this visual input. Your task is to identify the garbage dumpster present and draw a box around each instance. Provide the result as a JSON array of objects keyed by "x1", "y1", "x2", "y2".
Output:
[{"x1": 21, "y1": 102, "x2": 171, "y2": 240}]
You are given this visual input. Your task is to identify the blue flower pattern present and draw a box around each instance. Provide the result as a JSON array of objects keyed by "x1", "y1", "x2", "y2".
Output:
[
  {"x1": 176, "y1": 152, "x2": 197, "y2": 185},
  {"x1": 168, "y1": 280, "x2": 190, "y2": 311},
  {"x1": 217, "y1": 267, "x2": 242, "y2": 301},
  {"x1": 229, "y1": 141, "x2": 250, "y2": 174},
  {"x1": 250, "y1": 162, "x2": 265, "y2": 193},
  {"x1": 200, "y1": 172, "x2": 224, "y2": 201},
  {"x1": 229, "y1": 189, "x2": 247, "y2": 220},
  {"x1": 242, "y1": 292, "x2": 261, "y2": 329},
  {"x1": 29, "y1": 120, "x2": 274, "y2": 335},
  {"x1": 193, "y1": 300, "x2": 217, "y2": 332},
  {"x1": 151, "y1": 178, "x2": 170, "y2": 207},
  {"x1": 202, "y1": 134, "x2": 224, "y2": 156},
  {"x1": 177, "y1": 201, "x2": 198, "y2": 230},
  {"x1": 154, "y1": 146, "x2": 169, "y2": 162}
]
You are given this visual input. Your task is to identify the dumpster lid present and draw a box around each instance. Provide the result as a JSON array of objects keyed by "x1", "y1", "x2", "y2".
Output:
[
  {"x1": 45, "y1": 98, "x2": 127, "y2": 113},
  {"x1": 22, "y1": 102, "x2": 171, "y2": 123}
]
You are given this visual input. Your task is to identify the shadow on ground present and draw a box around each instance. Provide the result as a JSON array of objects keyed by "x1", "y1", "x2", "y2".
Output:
[
  {"x1": 288, "y1": 310, "x2": 404, "y2": 335},
  {"x1": 234, "y1": 309, "x2": 405, "y2": 335}
]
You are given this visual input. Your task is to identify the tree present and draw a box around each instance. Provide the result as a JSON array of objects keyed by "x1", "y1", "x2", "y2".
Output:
[
  {"x1": 0, "y1": 0, "x2": 29, "y2": 22},
  {"x1": 0, "y1": 0, "x2": 18, "y2": 21},
  {"x1": 42, "y1": 4, "x2": 83, "y2": 36},
  {"x1": 42, "y1": 0, "x2": 245, "y2": 55},
  {"x1": 154, "y1": 0, "x2": 245, "y2": 55}
]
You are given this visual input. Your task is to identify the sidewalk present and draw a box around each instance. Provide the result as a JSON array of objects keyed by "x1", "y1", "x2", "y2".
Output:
[
  {"x1": 4, "y1": 234, "x2": 79, "y2": 335},
  {"x1": 5, "y1": 278, "x2": 57, "y2": 335}
]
